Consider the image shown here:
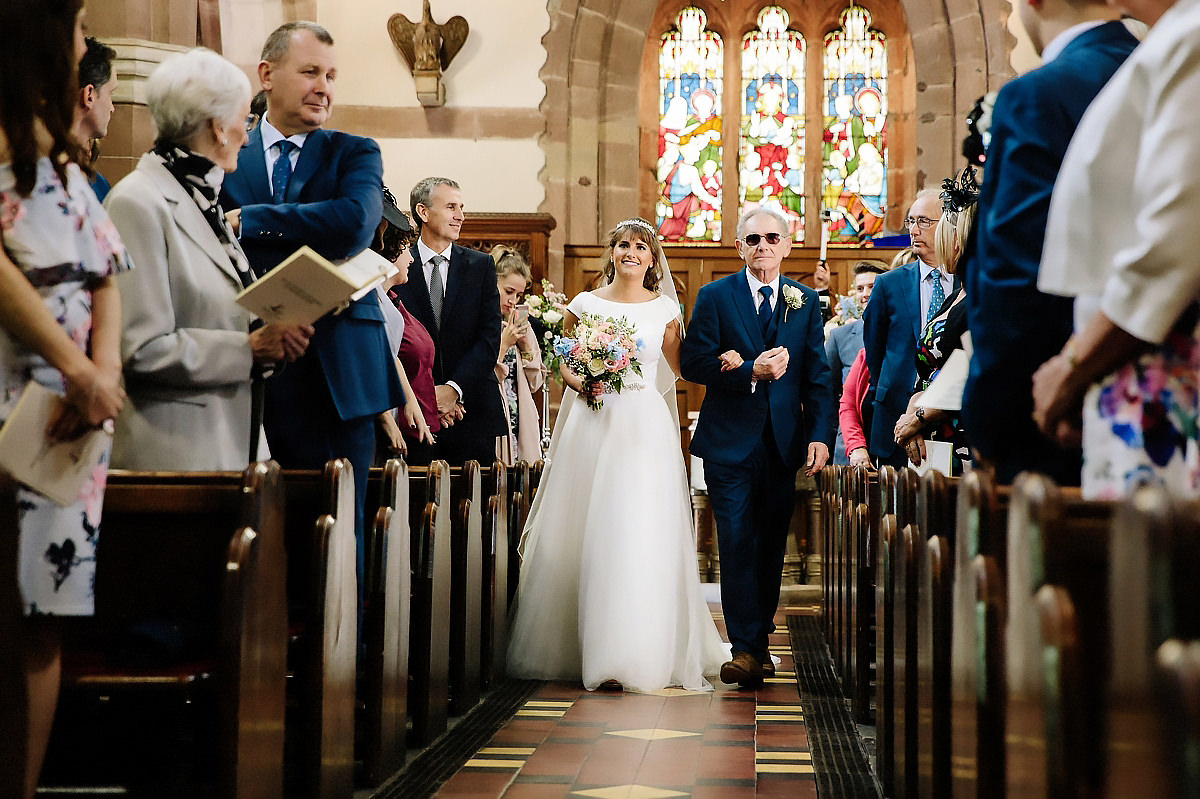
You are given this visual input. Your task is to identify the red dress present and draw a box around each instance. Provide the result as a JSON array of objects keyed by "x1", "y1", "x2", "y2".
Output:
[{"x1": 392, "y1": 295, "x2": 441, "y2": 437}]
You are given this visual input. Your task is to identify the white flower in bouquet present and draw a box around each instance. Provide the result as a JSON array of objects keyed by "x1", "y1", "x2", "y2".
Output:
[
  {"x1": 542, "y1": 309, "x2": 563, "y2": 327},
  {"x1": 552, "y1": 312, "x2": 643, "y2": 410}
]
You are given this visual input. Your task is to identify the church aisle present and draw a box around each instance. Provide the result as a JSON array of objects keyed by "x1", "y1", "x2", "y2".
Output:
[{"x1": 434, "y1": 604, "x2": 821, "y2": 799}]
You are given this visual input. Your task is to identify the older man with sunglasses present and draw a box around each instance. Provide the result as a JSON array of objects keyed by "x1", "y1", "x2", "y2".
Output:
[
  {"x1": 681, "y1": 207, "x2": 834, "y2": 687},
  {"x1": 861, "y1": 188, "x2": 947, "y2": 468}
]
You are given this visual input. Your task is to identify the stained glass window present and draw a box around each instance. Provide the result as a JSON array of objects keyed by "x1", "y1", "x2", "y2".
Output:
[
  {"x1": 657, "y1": 7, "x2": 723, "y2": 242},
  {"x1": 739, "y1": 6, "x2": 806, "y2": 242},
  {"x1": 822, "y1": 6, "x2": 887, "y2": 244}
]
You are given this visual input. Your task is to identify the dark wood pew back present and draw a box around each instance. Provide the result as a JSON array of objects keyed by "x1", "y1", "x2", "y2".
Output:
[
  {"x1": 449, "y1": 460, "x2": 483, "y2": 715},
  {"x1": 51, "y1": 464, "x2": 287, "y2": 799},
  {"x1": 407, "y1": 461, "x2": 451, "y2": 746},
  {"x1": 481, "y1": 460, "x2": 510, "y2": 688},
  {"x1": 361, "y1": 459, "x2": 411, "y2": 785},
  {"x1": 0, "y1": 473, "x2": 24, "y2": 798}
]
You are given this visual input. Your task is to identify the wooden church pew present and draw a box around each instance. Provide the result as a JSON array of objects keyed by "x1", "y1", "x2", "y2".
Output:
[
  {"x1": 507, "y1": 460, "x2": 533, "y2": 606},
  {"x1": 889, "y1": 467, "x2": 921, "y2": 799},
  {"x1": 853, "y1": 465, "x2": 879, "y2": 724},
  {"x1": 1153, "y1": 638, "x2": 1200, "y2": 799},
  {"x1": 448, "y1": 460, "x2": 484, "y2": 715},
  {"x1": 1004, "y1": 473, "x2": 1114, "y2": 799},
  {"x1": 949, "y1": 469, "x2": 1009, "y2": 799},
  {"x1": 0, "y1": 473, "x2": 25, "y2": 799},
  {"x1": 360, "y1": 458, "x2": 412, "y2": 786},
  {"x1": 407, "y1": 461, "x2": 452, "y2": 747},
  {"x1": 279, "y1": 461, "x2": 357, "y2": 799},
  {"x1": 46, "y1": 463, "x2": 287, "y2": 799},
  {"x1": 481, "y1": 460, "x2": 510, "y2": 688},
  {"x1": 874, "y1": 464, "x2": 900, "y2": 798}
]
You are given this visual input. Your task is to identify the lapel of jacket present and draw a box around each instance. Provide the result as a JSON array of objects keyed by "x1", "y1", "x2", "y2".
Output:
[
  {"x1": 733, "y1": 268, "x2": 767, "y2": 351},
  {"x1": 146, "y1": 158, "x2": 243, "y2": 289},
  {"x1": 904, "y1": 261, "x2": 924, "y2": 341},
  {"x1": 442, "y1": 244, "x2": 466, "y2": 320},
  {"x1": 399, "y1": 242, "x2": 437, "y2": 332},
  {"x1": 240, "y1": 126, "x2": 272, "y2": 204},
  {"x1": 287, "y1": 128, "x2": 328, "y2": 202}
]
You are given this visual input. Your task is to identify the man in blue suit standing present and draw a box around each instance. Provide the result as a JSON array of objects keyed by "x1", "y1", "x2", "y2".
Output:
[
  {"x1": 961, "y1": 0, "x2": 1138, "y2": 485},
  {"x1": 221, "y1": 21, "x2": 404, "y2": 591},
  {"x1": 682, "y1": 208, "x2": 833, "y2": 686},
  {"x1": 863, "y1": 189, "x2": 948, "y2": 467}
]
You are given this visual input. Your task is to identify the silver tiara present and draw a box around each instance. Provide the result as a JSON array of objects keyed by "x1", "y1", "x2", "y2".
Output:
[{"x1": 617, "y1": 218, "x2": 656, "y2": 236}]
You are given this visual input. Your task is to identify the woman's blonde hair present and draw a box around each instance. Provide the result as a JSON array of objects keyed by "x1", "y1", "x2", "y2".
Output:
[
  {"x1": 490, "y1": 244, "x2": 533, "y2": 287},
  {"x1": 934, "y1": 203, "x2": 976, "y2": 274},
  {"x1": 600, "y1": 218, "x2": 665, "y2": 291}
]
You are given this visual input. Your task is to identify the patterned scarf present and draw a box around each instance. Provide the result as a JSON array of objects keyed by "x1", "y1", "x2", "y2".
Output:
[{"x1": 151, "y1": 142, "x2": 255, "y2": 289}]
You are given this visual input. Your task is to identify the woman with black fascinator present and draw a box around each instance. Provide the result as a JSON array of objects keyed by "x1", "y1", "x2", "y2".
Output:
[{"x1": 892, "y1": 166, "x2": 979, "y2": 475}]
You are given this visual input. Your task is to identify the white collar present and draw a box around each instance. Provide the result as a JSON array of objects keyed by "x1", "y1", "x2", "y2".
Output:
[
  {"x1": 417, "y1": 237, "x2": 453, "y2": 265},
  {"x1": 745, "y1": 269, "x2": 781, "y2": 296},
  {"x1": 259, "y1": 116, "x2": 310, "y2": 153},
  {"x1": 1040, "y1": 19, "x2": 1108, "y2": 64},
  {"x1": 919, "y1": 259, "x2": 947, "y2": 281}
]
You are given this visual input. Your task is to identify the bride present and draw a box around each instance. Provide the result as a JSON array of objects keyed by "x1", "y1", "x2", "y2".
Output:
[{"x1": 506, "y1": 218, "x2": 728, "y2": 693}]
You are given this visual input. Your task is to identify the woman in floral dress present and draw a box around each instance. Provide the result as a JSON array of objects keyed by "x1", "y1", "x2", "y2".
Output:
[{"x1": 0, "y1": 2, "x2": 132, "y2": 795}]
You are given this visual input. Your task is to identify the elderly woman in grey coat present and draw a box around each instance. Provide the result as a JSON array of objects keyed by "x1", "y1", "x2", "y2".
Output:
[{"x1": 106, "y1": 48, "x2": 312, "y2": 470}]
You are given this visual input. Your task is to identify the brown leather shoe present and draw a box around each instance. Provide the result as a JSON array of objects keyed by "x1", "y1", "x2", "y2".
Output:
[
  {"x1": 598, "y1": 679, "x2": 623, "y2": 692},
  {"x1": 720, "y1": 652, "x2": 763, "y2": 687},
  {"x1": 762, "y1": 658, "x2": 776, "y2": 678}
]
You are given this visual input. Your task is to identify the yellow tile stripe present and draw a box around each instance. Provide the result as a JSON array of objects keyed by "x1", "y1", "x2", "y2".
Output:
[
  {"x1": 757, "y1": 763, "x2": 816, "y2": 774},
  {"x1": 525, "y1": 700, "x2": 575, "y2": 708},
  {"x1": 515, "y1": 709, "x2": 567, "y2": 717},
  {"x1": 464, "y1": 758, "x2": 525, "y2": 769},
  {"x1": 479, "y1": 747, "x2": 536, "y2": 755},
  {"x1": 756, "y1": 751, "x2": 812, "y2": 761}
]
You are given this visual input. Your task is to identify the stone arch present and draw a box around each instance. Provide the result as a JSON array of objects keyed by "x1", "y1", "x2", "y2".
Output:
[{"x1": 539, "y1": 0, "x2": 1014, "y2": 273}]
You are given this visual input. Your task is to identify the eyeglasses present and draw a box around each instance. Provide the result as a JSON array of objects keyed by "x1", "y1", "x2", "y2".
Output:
[
  {"x1": 244, "y1": 113, "x2": 261, "y2": 133},
  {"x1": 742, "y1": 232, "x2": 782, "y2": 246},
  {"x1": 903, "y1": 216, "x2": 939, "y2": 230}
]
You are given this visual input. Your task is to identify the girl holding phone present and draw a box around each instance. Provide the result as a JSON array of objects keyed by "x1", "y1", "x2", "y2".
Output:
[{"x1": 491, "y1": 245, "x2": 544, "y2": 465}]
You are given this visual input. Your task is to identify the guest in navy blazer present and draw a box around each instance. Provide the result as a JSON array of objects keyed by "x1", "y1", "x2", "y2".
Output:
[
  {"x1": 682, "y1": 208, "x2": 833, "y2": 686},
  {"x1": 862, "y1": 189, "x2": 946, "y2": 467},
  {"x1": 220, "y1": 21, "x2": 404, "y2": 593},
  {"x1": 391, "y1": 177, "x2": 505, "y2": 465},
  {"x1": 826, "y1": 259, "x2": 887, "y2": 463},
  {"x1": 962, "y1": 5, "x2": 1138, "y2": 485}
]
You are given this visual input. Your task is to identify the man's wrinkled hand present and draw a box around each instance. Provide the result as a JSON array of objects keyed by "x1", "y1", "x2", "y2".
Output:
[{"x1": 751, "y1": 346, "x2": 789, "y2": 381}]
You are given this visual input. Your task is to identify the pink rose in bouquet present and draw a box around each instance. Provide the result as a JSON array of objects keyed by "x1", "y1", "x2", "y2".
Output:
[{"x1": 552, "y1": 312, "x2": 643, "y2": 410}]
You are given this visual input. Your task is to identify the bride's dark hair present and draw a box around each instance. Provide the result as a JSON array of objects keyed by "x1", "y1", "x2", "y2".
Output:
[{"x1": 600, "y1": 218, "x2": 665, "y2": 292}]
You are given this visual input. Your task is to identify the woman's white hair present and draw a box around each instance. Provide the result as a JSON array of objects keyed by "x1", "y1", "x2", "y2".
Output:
[{"x1": 146, "y1": 48, "x2": 251, "y2": 148}]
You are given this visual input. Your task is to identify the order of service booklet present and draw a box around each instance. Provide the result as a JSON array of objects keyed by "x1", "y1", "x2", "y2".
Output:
[
  {"x1": 234, "y1": 245, "x2": 398, "y2": 325},
  {"x1": 0, "y1": 381, "x2": 113, "y2": 506}
]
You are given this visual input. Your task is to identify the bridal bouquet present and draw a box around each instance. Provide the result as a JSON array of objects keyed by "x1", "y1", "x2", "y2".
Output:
[
  {"x1": 552, "y1": 312, "x2": 643, "y2": 411},
  {"x1": 526, "y1": 279, "x2": 570, "y2": 381}
]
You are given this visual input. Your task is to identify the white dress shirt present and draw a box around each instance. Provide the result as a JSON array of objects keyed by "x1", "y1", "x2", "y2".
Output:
[
  {"x1": 415, "y1": 237, "x2": 463, "y2": 400},
  {"x1": 258, "y1": 117, "x2": 308, "y2": 197},
  {"x1": 1039, "y1": 0, "x2": 1200, "y2": 343},
  {"x1": 745, "y1": 270, "x2": 780, "y2": 312}
]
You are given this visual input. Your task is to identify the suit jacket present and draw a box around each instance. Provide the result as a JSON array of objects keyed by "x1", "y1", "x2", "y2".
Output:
[
  {"x1": 826, "y1": 318, "x2": 864, "y2": 393},
  {"x1": 220, "y1": 126, "x2": 403, "y2": 426},
  {"x1": 392, "y1": 243, "x2": 506, "y2": 448},
  {"x1": 962, "y1": 20, "x2": 1137, "y2": 483},
  {"x1": 681, "y1": 270, "x2": 834, "y2": 471},
  {"x1": 106, "y1": 153, "x2": 256, "y2": 470},
  {"x1": 862, "y1": 260, "x2": 921, "y2": 463}
]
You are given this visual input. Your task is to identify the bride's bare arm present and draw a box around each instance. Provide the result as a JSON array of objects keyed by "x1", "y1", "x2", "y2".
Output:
[{"x1": 661, "y1": 317, "x2": 682, "y2": 378}]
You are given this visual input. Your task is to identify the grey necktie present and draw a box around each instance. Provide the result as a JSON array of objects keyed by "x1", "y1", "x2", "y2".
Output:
[{"x1": 429, "y1": 255, "x2": 446, "y2": 329}]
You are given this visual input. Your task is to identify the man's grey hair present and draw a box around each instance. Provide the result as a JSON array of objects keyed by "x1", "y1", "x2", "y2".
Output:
[
  {"x1": 261, "y1": 21, "x2": 334, "y2": 63},
  {"x1": 736, "y1": 206, "x2": 791, "y2": 240},
  {"x1": 912, "y1": 187, "x2": 940, "y2": 205},
  {"x1": 146, "y1": 48, "x2": 251, "y2": 148},
  {"x1": 410, "y1": 177, "x2": 461, "y2": 229}
]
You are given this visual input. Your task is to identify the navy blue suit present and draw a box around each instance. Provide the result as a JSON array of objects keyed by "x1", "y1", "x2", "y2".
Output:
[
  {"x1": 221, "y1": 125, "x2": 404, "y2": 592},
  {"x1": 862, "y1": 260, "x2": 921, "y2": 466},
  {"x1": 962, "y1": 21, "x2": 1137, "y2": 484},
  {"x1": 681, "y1": 271, "x2": 833, "y2": 663},
  {"x1": 392, "y1": 243, "x2": 505, "y2": 465}
]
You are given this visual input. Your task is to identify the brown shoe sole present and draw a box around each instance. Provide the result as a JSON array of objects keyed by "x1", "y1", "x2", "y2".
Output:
[{"x1": 720, "y1": 661, "x2": 763, "y2": 686}]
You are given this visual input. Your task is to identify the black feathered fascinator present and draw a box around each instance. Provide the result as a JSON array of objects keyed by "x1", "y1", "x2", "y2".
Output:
[{"x1": 940, "y1": 166, "x2": 980, "y2": 214}]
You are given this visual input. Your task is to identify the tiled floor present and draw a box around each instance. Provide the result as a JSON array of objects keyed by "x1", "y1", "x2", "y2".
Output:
[{"x1": 435, "y1": 603, "x2": 820, "y2": 799}]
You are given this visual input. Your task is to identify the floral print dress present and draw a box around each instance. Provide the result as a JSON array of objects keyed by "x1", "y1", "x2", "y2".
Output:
[
  {"x1": 0, "y1": 158, "x2": 133, "y2": 615},
  {"x1": 1081, "y1": 304, "x2": 1200, "y2": 500},
  {"x1": 914, "y1": 285, "x2": 971, "y2": 473}
]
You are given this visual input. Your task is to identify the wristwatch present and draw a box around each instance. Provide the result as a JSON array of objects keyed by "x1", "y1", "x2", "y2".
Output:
[{"x1": 915, "y1": 407, "x2": 926, "y2": 423}]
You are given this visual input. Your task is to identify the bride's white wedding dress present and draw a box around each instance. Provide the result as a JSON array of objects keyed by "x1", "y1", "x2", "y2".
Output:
[{"x1": 506, "y1": 291, "x2": 728, "y2": 692}]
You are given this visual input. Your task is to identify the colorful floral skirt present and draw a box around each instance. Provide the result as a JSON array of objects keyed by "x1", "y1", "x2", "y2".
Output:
[{"x1": 1081, "y1": 308, "x2": 1200, "y2": 500}]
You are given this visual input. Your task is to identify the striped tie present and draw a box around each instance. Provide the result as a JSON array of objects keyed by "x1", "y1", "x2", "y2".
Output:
[{"x1": 429, "y1": 255, "x2": 446, "y2": 329}]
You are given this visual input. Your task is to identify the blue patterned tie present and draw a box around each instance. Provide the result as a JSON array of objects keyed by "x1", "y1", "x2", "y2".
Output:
[
  {"x1": 758, "y1": 286, "x2": 773, "y2": 332},
  {"x1": 927, "y1": 268, "x2": 945, "y2": 324},
  {"x1": 271, "y1": 140, "x2": 297, "y2": 204}
]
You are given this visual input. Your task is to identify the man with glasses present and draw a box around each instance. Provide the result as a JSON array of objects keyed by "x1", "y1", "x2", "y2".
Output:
[
  {"x1": 862, "y1": 189, "x2": 947, "y2": 467},
  {"x1": 682, "y1": 208, "x2": 833, "y2": 687}
]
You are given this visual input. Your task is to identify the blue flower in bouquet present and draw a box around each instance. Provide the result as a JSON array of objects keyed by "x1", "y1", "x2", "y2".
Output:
[{"x1": 554, "y1": 312, "x2": 643, "y2": 410}]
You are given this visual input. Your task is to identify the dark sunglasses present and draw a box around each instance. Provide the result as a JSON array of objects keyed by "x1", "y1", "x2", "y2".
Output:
[{"x1": 743, "y1": 232, "x2": 782, "y2": 246}]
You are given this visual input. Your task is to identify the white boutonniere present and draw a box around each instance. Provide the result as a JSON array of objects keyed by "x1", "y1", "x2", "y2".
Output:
[{"x1": 781, "y1": 284, "x2": 805, "y2": 322}]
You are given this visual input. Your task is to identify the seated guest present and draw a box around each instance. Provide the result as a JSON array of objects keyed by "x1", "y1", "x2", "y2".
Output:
[
  {"x1": 106, "y1": 48, "x2": 312, "y2": 470},
  {"x1": 371, "y1": 185, "x2": 434, "y2": 457},
  {"x1": 892, "y1": 168, "x2": 979, "y2": 474},
  {"x1": 490, "y1": 245, "x2": 545, "y2": 465},
  {"x1": 74, "y1": 36, "x2": 116, "y2": 201}
]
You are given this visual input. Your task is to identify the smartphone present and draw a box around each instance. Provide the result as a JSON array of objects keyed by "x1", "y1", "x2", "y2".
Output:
[{"x1": 513, "y1": 303, "x2": 529, "y2": 325}]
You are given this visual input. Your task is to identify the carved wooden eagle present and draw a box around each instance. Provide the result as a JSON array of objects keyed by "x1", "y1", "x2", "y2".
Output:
[{"x1": 388, "y1": 0, "x2": 469, "y2": 73}]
